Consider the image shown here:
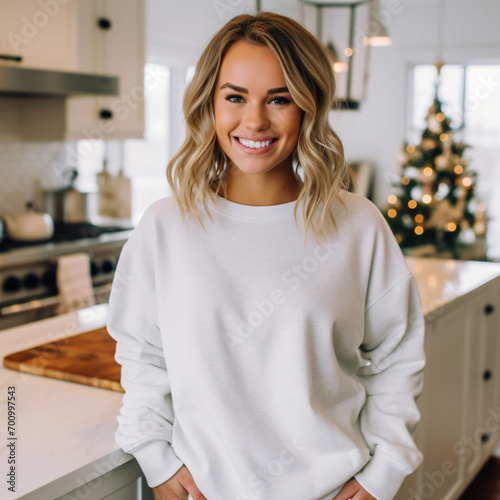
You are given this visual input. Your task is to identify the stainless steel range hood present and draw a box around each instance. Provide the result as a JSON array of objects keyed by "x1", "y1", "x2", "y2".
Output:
[{"x1": 0, "y1": 66, "x2": 119, "y2": 97}]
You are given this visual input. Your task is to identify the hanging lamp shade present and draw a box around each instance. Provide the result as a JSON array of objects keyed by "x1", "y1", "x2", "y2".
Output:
[{"x1": 364, "y1": 0, "x2": 392, "y2": 46}]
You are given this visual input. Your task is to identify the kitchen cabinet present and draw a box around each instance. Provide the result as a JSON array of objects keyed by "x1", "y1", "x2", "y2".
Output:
[
  {"x1": 66, "y1": 0, "x2": 146, "y2": 140},
  {"x1": 394, "y1": 264, "x2": 500, "y2": 500},
  {"x1": 0, "y1": 0, "x2": 80, "y2": 71},
  {"x1": 3, "y1": 0, "x2": 145, "y2": 141}
]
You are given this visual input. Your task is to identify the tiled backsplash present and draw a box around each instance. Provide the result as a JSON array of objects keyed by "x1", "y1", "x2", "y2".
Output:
[{"x1": 0, "y1": 97, "x2": 75, "y2": 216}]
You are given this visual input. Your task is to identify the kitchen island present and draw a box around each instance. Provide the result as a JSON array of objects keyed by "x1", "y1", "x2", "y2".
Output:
[{"x1": 1, "y1": 257, "x2": 500, "y2": 500}]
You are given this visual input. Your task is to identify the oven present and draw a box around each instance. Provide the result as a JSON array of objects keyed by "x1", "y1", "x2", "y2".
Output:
[{"x1": 0, "y1": 222, "x2": 132, "y2": 331}]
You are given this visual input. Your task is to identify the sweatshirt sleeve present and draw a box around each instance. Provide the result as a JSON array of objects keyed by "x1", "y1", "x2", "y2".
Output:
[
  {"x1": 106, "y1": 205, "x2": 184, "y2": 487},
  {"x1": 353, "y1": 206, "x2": 426, "y2": 500}
]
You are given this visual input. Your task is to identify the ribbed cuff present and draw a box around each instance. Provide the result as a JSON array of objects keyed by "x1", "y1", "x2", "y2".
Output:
[
  {"x1": 354, "y1": 449, "x2": 420, "y2": 500},
  {"x1": 132, "y1": 440, "x2": 184, "y2": 488}
]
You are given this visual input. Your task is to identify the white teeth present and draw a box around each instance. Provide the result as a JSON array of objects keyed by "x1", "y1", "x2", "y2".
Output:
[{"x1": 237, "y1": 138, "x2": 273, "y2": 149}]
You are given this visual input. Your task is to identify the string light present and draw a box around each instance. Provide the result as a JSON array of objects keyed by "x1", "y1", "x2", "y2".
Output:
[
  {"x1": 414, "y1": 226, "x2": 424, "y2": 235},
  {"x1": 333, "y1": 61, "x2": 349, "y2": 73},
  {"x1": 454, "y1": 165, "x2": 463, "y2": 175},
  {"x1": 440, "y1": 133, "x2": 448, "y2": 142},
  {"x1": 388, "y1": 208, "x2": 397, "y2": 218},
  {"x1": 422, "y1": 194, "x2": 432, "y2": 204},
  {"x1": 402, "y1": 177, "x2": 410, "y2": 185},
  {"x1": 423, "y1": 167, "x2": 433, "y2": 176},
  {"x1": 408, "y1": 200, "x2": 417, "y2": 209},
  {"x1": 388, "y1": 195, "x2": 398, "y2": 204},
  {"x1": 345, "y1": 47, "x2": 353, "y2": 57},
  {"x1": 462, "y1": 177, "x2": 472, "y2": 187},
  {"x1": 406, "y1": 145, "x2": 415, "y2": 153},
  {"x1": 436, "y1": 113, "x2": 445, "y2": 122},
  {"x1": 415, "y1": 214, "x2": 424, "y2": 223},
  {"x1": 446, "y1": 222, "x2": 457, "y2": 232}
]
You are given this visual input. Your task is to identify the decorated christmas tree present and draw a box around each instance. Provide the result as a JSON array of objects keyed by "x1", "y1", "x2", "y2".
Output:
[{"x1": 383, "y1": 88, "x2": 487, "y2": 258}]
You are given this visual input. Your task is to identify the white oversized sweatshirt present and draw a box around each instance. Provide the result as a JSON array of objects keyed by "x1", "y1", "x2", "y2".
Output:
[{"x1": 106, "y1": 189, "x2": 426, "y2": 500}]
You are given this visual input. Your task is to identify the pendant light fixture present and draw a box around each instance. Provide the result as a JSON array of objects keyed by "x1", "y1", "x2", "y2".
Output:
[
  {"x1": 300, "y1": 0, "x2": 392, "y2": 109},
  {"x1": 364, "y1": 0, "x2": 392, "y2": 47}
]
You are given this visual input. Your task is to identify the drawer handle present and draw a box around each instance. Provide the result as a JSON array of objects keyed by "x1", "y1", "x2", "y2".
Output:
[
  {"x1": 484, "y1": 304, "x2": 495, "y2": 315},
  {"x1": 0, "y1": 54, "x2": 22, "y2": 62},
  {"x1": 99, "y1": 109, "x2": 113, "y2": 120},
  {"x1": 0, "y1": 296, "x2": 60, "y2": 316},
  {"x1": 97, "y1": 17, "x2": 112, "y2": 30},
  {"x1": 481, "y1": 433, "x2": 490, "y2": 444},
  {"x1": 483, "y1": 370, "x2": 492, "y2": 381}
]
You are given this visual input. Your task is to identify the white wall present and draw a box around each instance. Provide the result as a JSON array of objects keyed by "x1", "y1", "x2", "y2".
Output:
[{"x1": 147, "y1": 0, "x2": 500, "y2": 207}]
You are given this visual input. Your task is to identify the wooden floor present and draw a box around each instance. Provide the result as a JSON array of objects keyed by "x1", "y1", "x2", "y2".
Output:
[{"x1": 458, "y1": 457, "x2": 500, "y2": 499}]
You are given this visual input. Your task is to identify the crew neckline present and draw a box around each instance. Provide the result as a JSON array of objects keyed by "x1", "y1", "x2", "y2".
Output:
[{"x1": 211, "y1": 193, "x2": 300, "y2": 221}]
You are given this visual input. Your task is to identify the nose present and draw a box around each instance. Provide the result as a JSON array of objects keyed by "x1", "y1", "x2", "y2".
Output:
[{"x1": 243, "y1": 103, "x2": 270, "y2": 132}]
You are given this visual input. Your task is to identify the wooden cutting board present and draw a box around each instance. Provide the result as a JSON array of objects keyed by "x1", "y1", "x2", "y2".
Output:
[{"x1": 3, "y1": 327, "x2": 124, "y2": 392}]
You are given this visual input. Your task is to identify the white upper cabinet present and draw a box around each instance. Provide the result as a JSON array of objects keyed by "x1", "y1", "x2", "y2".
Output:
[
  {"x1": 66, "y1": 0, "x2": 146, "y2": 140},
  {"x1": 0, "y1": 0, "x2": 145, "y2": 141},
  {"x1": 0, "y1": 0, "x2": 80, "y2": 71}
]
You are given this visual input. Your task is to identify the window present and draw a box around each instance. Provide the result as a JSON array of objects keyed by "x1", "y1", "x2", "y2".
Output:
[
  {"x1": 409, "y1": 64, "x2": 500, "y2": 260},
  {"x1": 124, "y1": 63, "x2": 170, "y2": 223}
]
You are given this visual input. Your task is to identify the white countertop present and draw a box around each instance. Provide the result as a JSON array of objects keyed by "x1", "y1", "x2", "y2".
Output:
[
  {"x1": 406, "y1": 256, "x2": 500, "y2": 316},
  {"x1": 0, "y1": 304, "x2": 132, "y2": 500},
  {"x1": 1, "y1": 257, "x2": 500, "y2": 498}
]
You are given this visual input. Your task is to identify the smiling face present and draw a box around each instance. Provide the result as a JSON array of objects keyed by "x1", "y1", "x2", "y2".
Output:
[{"x1": 213, "y1": 40, "x2": 303, "y2": 177}]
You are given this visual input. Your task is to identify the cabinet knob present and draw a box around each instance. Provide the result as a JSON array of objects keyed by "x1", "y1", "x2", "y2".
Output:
[
  {"x1": 97, "y1": 17, "x2": 112, "y2": 30},
  {"x1": 101, "y1": 260, "x2": 116, "y2": 274},
  {"x1": 481, "y1": 433, "x2": 490, "y2": 444},
  {"x1": 0, "y1": 54, "x2": 23, "y2": 62},
  {"x1": 484, "y1": 304, "x2": 495, "y2": 315},
  {"x1": 2, "y1": 276, "x2": 22, "y2": 293},
  {"x1": 90, "y1": 261, "x2": 100, "y2": 277},
  {"x1": 23, "y1": 273, "x2": 41, "y2": 290},
  {"x1": 99, "y1": 109, "x2": 113, "y2": 120},
  {"x1": 483, "y1": 370, "x2": 492, "y2": 381}
]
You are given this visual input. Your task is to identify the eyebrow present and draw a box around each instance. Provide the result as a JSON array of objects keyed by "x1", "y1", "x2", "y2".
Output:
[{"x1": 219, "y1": 83, "x2": 289, "y2": 95}]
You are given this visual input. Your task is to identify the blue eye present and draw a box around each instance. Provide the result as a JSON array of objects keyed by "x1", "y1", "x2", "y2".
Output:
[
  {"x1": 225, "y1": 94, "x2": 245, "y2": 103},
  {"x1": 269, "y1": 97, "x2": 290, "y2": 105}
]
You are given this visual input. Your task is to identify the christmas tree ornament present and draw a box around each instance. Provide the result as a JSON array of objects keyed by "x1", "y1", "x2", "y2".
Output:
[
  {"x1": 427, "y1": 115, "x2": 442, "y2": 134},
  {"x1": 401, "y1": 214, "x2": 414, "y2": 228},
  {"x1": 434, "y1": 154, "x2": 449, "y2": 170},
  {"x1": 411, "y1": 186, "x2": 423, "y2": 201},
  {"x1": 435, "y1": 182, "x2": 450, "y2": 200},
  {"x1": 422, "y1": 138, "x2": 437, "y2": 151}
]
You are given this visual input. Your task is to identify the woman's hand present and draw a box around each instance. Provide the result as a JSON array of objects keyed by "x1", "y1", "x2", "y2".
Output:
[
  {"x1": 332, "y1": 477, "x2": 377, "y2": 500},
  {"x1": 153, "y1": 466, "x2": 207, "y2": 500}
]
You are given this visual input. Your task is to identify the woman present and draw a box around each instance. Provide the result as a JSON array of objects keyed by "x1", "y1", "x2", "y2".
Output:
[{"x1": 107, "y1": 12, "x2": 425, "y2": 500}]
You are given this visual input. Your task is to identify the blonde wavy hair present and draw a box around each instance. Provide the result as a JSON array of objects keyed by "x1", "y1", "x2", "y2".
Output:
[{"x1": 166, "y1": 11, "x2": 353, "y2": 244}]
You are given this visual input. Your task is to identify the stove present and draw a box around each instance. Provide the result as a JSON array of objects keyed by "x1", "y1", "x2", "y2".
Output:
[{"x1": 0, "y1": 222, "x2": 133, "y2": 330}]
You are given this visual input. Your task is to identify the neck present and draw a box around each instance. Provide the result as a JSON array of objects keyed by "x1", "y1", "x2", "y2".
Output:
[{"x1": 213, "y1": 162, "x2": 303, "y2": 206}]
